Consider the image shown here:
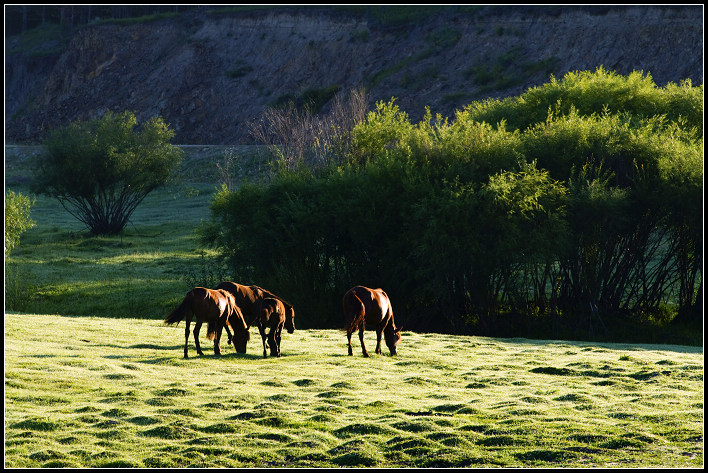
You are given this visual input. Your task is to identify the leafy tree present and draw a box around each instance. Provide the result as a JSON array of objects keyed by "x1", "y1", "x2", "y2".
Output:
[
  {"x1": 5, "y1": 190, "x2": 35, "y2": 255},
  {"x1": 32, "y1": 111, "x2": 183, "y2": 235}
]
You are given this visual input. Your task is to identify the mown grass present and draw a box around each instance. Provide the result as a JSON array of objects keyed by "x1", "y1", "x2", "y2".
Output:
[{"x1": 4, "y1": 314, "x2": 703, "y2": 468}]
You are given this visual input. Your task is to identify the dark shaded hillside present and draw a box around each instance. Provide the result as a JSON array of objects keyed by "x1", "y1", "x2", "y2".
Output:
[{"x1": 5, "y1": 5, "x2": 703, "y2": 145}]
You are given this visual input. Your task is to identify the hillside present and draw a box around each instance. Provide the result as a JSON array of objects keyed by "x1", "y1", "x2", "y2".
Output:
[{"x1": 4, "y1": 5, "x2": 703, "y2": 145}]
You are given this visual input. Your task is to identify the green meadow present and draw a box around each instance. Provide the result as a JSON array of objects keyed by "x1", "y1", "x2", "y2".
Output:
[
  {"x1": 4, "y1": 314, "x2": 704, "y2": 468},
  {"x1": 4, "y1": 145, "x2": 704, "y2": 467}
]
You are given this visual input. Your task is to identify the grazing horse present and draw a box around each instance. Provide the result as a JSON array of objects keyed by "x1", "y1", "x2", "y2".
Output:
[
  {"x1": 216, "y1": 281, "x2": 295, "y2": 334},
  {"x1": 257, "y1": 297, "x2": 286, "y2": 358},
  {"x1": 164, "y1": 287, "x2": 249, "y2": 358},
  {"x1": 343, "y1": 285, "x2": 402, "y2": 357}
]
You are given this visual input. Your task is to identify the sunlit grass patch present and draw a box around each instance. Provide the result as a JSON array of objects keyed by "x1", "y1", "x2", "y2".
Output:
[{"x1": 4, "y1": 314, "x2": 703, "y2": 468}]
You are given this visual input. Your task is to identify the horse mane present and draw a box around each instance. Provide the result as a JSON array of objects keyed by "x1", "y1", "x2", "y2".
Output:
[
  {"x1": 231, "y1": 305, "x2": 249, "y2": 331},
  {"x1": 202, "y1": 288, "x2": 221, "y2": 340}
]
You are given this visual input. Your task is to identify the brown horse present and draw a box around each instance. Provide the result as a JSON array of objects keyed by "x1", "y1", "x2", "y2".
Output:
[
  {"x1": 164, "y1": 287, "x2": 249, "y2": 358},
  {"x1": 257, "y1": 297, "x2": 286, "y2": 358},
  {"x1": 343, "y1": 285, "x2": 402, "y2": 357},
  {"x1": 216, "y1": 281, "x2": 295, "y2": 334}
]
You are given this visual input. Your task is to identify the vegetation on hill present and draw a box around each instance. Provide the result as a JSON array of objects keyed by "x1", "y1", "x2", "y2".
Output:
[
  {"x1": 6, "y1": 5, "x2": 701, "y2": 145},
  {"x1": 4, "y1": 5, "x2": 639, "y2": 36}
]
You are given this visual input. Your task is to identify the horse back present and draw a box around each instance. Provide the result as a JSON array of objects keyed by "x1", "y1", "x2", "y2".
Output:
[
  {"x1": 190, "y1": 287, "x2": 220, "y2": 314},
  {"x1": 351, "y1": 286, "x2": 390, "y2": 325},
  {"x1": 218, "y1": 281, "x2": 261, "y2": 316}
]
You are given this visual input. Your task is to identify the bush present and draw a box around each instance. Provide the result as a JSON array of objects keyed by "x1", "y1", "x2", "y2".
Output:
[
  {"x1": 31, "y1": 111, "x2": 183, "y2": 235},
  {"x1": 466, "y1": 66, "x2": 703, "y2": 137},
  {"x1": 521, "y1": 109, "x2": 702, "y2": 324},
  {"x1": 251, "y1": 88, "x2": 369, "y2": 171},
  {"x1": 5, "y1": 189, "x2": 35, "y2": 255},
  {"x1": 202, "y1": 71, "x2": 702, "y2": 336},
  {"x1": 4, "y1": 190, "x2": 36, "y2": 312}
]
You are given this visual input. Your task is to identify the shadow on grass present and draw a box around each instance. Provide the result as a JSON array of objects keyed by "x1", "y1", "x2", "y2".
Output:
[
  {"x1": 494, "y1": 336, "x2": 703, "y2": 354},
  {"x1": 133, "y1": 348, "x2": 265, "y2": 363}
]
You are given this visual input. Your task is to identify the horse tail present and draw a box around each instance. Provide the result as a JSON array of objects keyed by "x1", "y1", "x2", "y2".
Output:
[
  {"x1": 206, "y1": 320, "x2": 217, "y2": 340},
  {"x1": 343, "y1": 289, "x2": 366, "y2": 333},
  {"x1": 164, "y1": 291, "x2": 194, "y2": 326}
]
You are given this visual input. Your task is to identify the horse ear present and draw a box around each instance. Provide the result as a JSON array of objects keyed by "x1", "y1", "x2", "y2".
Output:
[{"x1": 395, "y1": 326, "x2": 403, "y2": 333}]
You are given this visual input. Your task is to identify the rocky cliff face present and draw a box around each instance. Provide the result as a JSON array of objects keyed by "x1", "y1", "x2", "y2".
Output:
[{"x1": 5, "y1": 6, "x2": 703, "y2": 145}]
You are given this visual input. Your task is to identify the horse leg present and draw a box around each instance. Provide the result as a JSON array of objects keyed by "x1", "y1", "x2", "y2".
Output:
[
  {"x1": 259, "y1": 325, "x2": 268, "y2": 358},
  {"x1": 267, "y1": 329, "x2": 277, "y2": 357},
  {"x1": 183, "y1": 316, "x2": 191, "y2": 359},
  {"x1": 213, "y1": 321, "x2": 222, "y2": 357},
  {"x1": 347, "y1": 329, "x2": 354, "y2": 356},
  {"x1": 222, "y1": 321, "x2": 234, "y2": 351},
  {"x1": 275, "y1": 325, "x2": 283, "y2": 357},
  {"x1": 193, "y1": 320, "x2": 204, "y2": 356},
  {"x1": 269, "y1": 325, "x2": 282, "y2": 357},
  {"x1": 375, "y1": 326, "x2": 383, "y2": 355},
  {"x1": 224, "y1": 324, "x2": 233, "y2": 346},
  {"x1": 359, "y1": 322, "x2": 369, "y2": 357}
]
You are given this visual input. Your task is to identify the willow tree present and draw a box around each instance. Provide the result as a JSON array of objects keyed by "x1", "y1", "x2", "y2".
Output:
[{"x1": 32, "y1": 111, "x2": 183, "y2": 235}]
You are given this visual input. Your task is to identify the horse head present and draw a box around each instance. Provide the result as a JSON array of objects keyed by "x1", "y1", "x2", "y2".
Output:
[
  {"x1": 284, "y1": 307, "x2": 295, "y2": 334},
  {"x1": 385, "y1": 325, "x2": 402, "y2": 356},
  {"x1": 233, "y1": 328, "x2": 249, "y2": 353},
  {"x1": 227, "y1": 298, "x2": 250, "y2": 354}
]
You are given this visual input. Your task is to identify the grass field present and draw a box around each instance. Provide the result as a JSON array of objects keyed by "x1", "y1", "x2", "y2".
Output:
[
  {"x1": 4, "y1": 313, "x2": 703, "y2": 468},
  {"x1": 4, "y1": 145, "x2": 704, "y2": 467}
]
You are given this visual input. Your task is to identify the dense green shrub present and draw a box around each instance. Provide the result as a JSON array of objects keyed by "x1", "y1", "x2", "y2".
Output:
[
  {"x1": 466, "y1": 67, "x2": 703, "y2": 137},
  {"x1": 5, "y1": 189, "x2": 35, "y2": 255},
  {"x1": 202, "y1": 70, "x2": 702, "y2": 336},
  {"x1": 520, "y1": 109, "x2": 702, "y2": 325}
]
